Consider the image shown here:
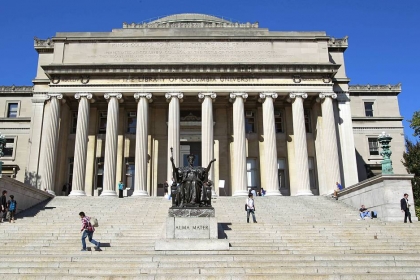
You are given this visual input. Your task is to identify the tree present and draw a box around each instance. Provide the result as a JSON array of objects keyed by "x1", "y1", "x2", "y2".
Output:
[
  {"x1": 409, "y1": 111, "x2": 420, "y2": 138},
  {"x1": 402, "y1": 110, "x2": 420, "y2": 207},
  {"x1": 402, "y1": 139, "x2": 420, "y2": 201}
]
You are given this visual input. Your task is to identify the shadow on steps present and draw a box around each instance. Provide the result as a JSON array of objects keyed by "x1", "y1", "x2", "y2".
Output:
[{"x1": 15, "y1": 198, "x2": 54, "y2": 219}]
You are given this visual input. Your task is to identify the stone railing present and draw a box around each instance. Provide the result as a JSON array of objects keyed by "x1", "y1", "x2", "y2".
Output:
[
  {"x1": 0, "y1": 176, "x2": 54, "y2": 214},
  {"x1": 349, "y1": 83, "x2": 402, "y2": 92},
  {"x1": 337, "y1": 174, "x2": 416, "y2": 222},
  {"x1": 0, "y1": 85, "x2": 33, "y2": 93},
  {"x1": 123, "y1": 21, "x2": 259, "y2": 29},
  {"x1": 328, "y1": 36, "x2": 348, "y2": 48}
]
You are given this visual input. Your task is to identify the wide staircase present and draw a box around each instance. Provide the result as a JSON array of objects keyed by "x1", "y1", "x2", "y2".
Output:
[{"x1": 1, "y1": 196, "x2": 419, "y2": 279}]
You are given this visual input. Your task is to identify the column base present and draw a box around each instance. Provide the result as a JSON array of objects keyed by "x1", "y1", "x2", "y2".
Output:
[
  {"x1": 233, "y1": 190, "x2": 248, "y2": 197},
  {"x1": 69, "y1": 190, "x2": 86, "y2": 196},
  {"x1": 47, "y1": 190, "x2": 56, "y2": 196},
  {"x1": 132, "y1": 190, "x2": 149, "y2": 197},
  {"x1": 100, "y1": 190, "x2": 118, "y2": 197},
  {"x1": 296, "y1": 190, "x2": 314, "y2": 196},
  {"x1": 265, "y1": 190, "x2": 282, "y2": 196}
]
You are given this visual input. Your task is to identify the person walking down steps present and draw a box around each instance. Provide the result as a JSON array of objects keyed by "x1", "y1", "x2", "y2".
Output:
[
  {"x1": 79, "y1": 211, "x2": 100, "y2": 251},
  {"x1": 7, "y1": 195, "x2": 17, "y2": 223},
  {"x1": 246, "y1": 193, "x2": 257, "y2": 223},
  {"x1": 118, "y1": 181, "x2": 124, "y2": 198}
]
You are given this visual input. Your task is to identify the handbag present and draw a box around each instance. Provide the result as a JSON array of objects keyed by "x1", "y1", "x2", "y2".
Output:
[{"x1": 244, "y1": 203, "x2": 247, "y2": 211}]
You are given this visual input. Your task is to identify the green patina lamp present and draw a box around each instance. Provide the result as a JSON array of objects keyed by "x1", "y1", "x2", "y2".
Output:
[
  {"x1": 378, "y1": 131, "x2": 394, "y2": 175},
  {"x1": 0, "y1": 133, "x2": 6, "y2": 177}
]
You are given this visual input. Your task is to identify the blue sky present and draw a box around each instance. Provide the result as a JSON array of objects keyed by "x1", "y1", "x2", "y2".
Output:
[{"x1": 1, "y1": 0, "x2": 419, "y2": 140}]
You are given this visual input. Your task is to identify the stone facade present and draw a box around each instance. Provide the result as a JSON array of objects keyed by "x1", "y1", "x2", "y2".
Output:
[{"x1": 0, "y1": 14, "x2": 408, "y2": 196}]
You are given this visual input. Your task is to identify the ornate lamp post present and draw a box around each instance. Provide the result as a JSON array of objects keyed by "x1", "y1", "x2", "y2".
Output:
[
  {"x1": 378, "y1": 131, "x2": 394, "y2": 175},
  {"x1": 0, "y1": 133, "x2": 6, "y2": 177}
]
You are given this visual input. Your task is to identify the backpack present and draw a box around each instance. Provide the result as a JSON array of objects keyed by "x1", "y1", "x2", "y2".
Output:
[
  {"x1": 9, "y1": 200, "x2": 16, "y2": 211},
  {"x1": 90, "y1": 217, "x2": 99, "y2": 227}
]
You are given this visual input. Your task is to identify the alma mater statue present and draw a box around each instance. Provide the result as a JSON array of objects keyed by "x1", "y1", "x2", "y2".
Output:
[{"x1": 170, "y1": 149, "x2": 216, "y2": 208}]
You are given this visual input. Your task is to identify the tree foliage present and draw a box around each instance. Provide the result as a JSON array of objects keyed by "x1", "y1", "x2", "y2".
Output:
[
  {"x1": 403, "y1": 110, "x2": 420, "y2": 204},
  {"x1": 409, "y1": 111, "x2": 420, "y2": 138},
  {"x1": 402, "y1": 138, "x2": 420, "y2": 201}
]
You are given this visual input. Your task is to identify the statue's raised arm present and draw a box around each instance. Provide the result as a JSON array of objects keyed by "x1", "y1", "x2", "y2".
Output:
[{"x1": 205, "y1": 159, "x2": 216, "y2": 173}]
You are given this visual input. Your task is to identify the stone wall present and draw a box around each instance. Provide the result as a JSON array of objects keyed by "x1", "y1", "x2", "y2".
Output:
[
  {"x1": 337, "y1": 174, "x2": 416, "y2": 222},
  {"x1": 0, "y1": 176, "x2": 54, "y2": 213}
]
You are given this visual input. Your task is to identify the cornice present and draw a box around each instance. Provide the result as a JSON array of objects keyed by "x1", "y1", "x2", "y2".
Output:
[
  {"x1": 349, "y1": 83, "x2": 401, "y2": 93},
  {"x1": 0, "y1": 117, "x2": 31, "y2": 122},
  {"x1": 34, "y1": 37, "x2": 54, "y2": 53},
  {"x1": 41, "y1": 63, "x2": 340, "y2": 78},
  {"x1": 328, "y1": 36, "x2": 348, "y2": 50},
  {"x1": 352, "y1": 117, "x2": 404, "y2": 121},
  {"x1": 0, "y1": 86, "x2": 33, "y2": 96}
]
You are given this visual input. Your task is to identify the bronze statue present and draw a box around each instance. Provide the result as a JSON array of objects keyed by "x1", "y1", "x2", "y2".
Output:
[{"x1": 170, "y1": 149, "x2": 215, "y2": 208}]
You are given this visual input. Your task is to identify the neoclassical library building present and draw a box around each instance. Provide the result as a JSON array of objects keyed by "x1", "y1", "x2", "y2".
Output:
[{"x1": 0, "y1": 13, "x2": 406, "y2": 197}]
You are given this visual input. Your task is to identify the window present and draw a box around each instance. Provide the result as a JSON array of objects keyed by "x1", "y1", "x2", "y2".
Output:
[
  {"x1": 308, "y1": 157, "x2": 316, "y2": 190},
  {"x1": 71, "y1": 112, "x2": 77, "y2": 134},
  {"x1": 125, "y1": 157, "x2": 135, "y2": 194},
  {"x1": 95, "y1": 157, "x2": 104, "y2": 189},
  {"x1": 277, "y1": 159, "x2": 286, "y2": 190},
  {"x1": 98, "y1": 112, "x2": 107, "y2": 134},
  {"x1": 368, "y1": 138, "x2": 379, "y2": 155},
  {"x1": 3, "y1": 138, "x2": 15, "y2": 157},
  {"x1": 245, "y1": 111, "x2": 255, "y2": 133},
  {"x1": 127, "y1": 112, "x2": 137, "y2": 134},
  {"x1": 7, "y1": 103, "x2": 18, "y2": 118},
  {"x1": 68, "y1": 157, "x2": 74, "y2": 185},
  {"x1": 274, "y1": 110, "x2": 284, "y2": 133},
  {"x1": 304, "y1": 109, "x2": 312, "y2": 133},
  {"x1": 246, "y1": 158, "x2": 258, "y2": 189},
  {"x1": 364, "y1": 102, "x2": 374, "y2": 117}
]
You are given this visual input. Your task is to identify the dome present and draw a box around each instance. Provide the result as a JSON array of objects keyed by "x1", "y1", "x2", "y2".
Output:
[{"x1": 149, "y1": 13, "x2": 233, "y2": 25}]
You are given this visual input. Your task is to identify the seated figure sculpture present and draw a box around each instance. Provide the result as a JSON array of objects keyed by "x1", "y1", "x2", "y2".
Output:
[{"x1": 170, "y1": 153, "x2": 216, "y2": 208}]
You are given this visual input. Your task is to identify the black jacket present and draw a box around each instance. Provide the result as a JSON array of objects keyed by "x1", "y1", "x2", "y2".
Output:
[
  {"x1": 1, "y1": 195, "x2": 6, "y2": 208},
  {"x1": 401, "y1": 198, "x2": 409, "y2": 211}
]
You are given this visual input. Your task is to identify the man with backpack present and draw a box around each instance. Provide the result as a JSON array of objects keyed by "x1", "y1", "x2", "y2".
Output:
[
  {"x1": 79, "y1": 211, "x2": 100, "y2": 251},
  {"x1": 7, "y1": 195, "x2": 17, "y2": 223}
]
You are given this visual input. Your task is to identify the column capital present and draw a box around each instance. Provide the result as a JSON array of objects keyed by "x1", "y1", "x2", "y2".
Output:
[
  {"x1": 229, "y1": 92, "x2": 248, "y2": 103},
  {"x1": 134, "y1": 93, "x2": 153, "y2": 102},
  {"x1": 198, "y1": 92, "x2": 217, "y2": 102},
  {"x1": 104, "y1": 93, "x2": 122, "y2": 100},
  {"x1": 259, "y1": 92, "x2": 278, "y2": 103},
  {"x1": 318, "y1": 92, "x2": 337, "y2": 99},
  {"x1": 75, "y1": 93, "x2": 93, "y2": 100},
  {"x1": 165, "y1": 92, "x2": 183, "y2": 102},
  {"x1": 46, "y1": 93, "x2": 63, "y2": 100},
  {"x1": 289, "y1": 92, "x2": 308, "y2": 99}
]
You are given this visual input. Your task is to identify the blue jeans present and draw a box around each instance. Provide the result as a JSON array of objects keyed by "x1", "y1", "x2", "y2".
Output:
[
  {"x1": 81, "y1": 230, "x2": 99, "y2": 250},
  {"x1": 247, "y1": 209, "x2": 256, "y2": 222},
  {"x1": 360, "y1": 211, "x2": 371, "y2": 219}
]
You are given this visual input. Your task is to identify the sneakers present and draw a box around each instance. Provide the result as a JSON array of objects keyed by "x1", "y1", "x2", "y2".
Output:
[{"x1": 95, "y1": 242, "x2": 101, "y2": 250}]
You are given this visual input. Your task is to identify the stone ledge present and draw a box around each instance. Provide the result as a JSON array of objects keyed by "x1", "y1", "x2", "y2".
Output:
[
  {"x1": 168, "y1": 207, "x2": 215, "y2": 217},
  {"x1": 155, "y1": 239, "x2": 229, "y2": 251}
]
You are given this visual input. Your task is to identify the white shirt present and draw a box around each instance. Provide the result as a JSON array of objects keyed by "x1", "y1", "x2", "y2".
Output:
[{"x1": 246, "y1": 198, "x2": 255, "y2": 210}]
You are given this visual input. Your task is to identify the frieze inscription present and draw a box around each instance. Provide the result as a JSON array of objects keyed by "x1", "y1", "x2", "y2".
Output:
[{"x1": 64, "y1": 41, "x2": 321, "y2": 64}]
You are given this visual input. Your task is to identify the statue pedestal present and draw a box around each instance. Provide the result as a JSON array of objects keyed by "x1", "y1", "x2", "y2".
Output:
[{"x1": 155, "y1": 208, "x2": 229, "y2": 251}]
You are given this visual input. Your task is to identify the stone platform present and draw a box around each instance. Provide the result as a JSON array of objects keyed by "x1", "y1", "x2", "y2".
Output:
[{"x1": 155, "y1": 207, "x2": 230, "y2": 251}]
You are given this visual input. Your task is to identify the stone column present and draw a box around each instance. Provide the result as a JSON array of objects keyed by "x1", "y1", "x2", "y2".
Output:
[
  {"x1": 133, "y1": 93, "x2": 153, "y2": 196},
  {"x1": 259, "y1": 93, "x2": 281, "y2": 196},
  {"x1": 289, "y1": 92, "x2": 313, "y2": 196},
  {"x1": 199, "y1": 92, "x2": 217, "y2": 196},
  {"x1": 319, "y1": 92, "x2": 341, "y2": 194},
  {"x1": 39, "y1": 93, "x2": 63, "y2": 195},
  {"x1": 70, "y1": 93, "x2": 93, "y2": 196},
  {"x1": 337, "y1": 92, "x2": 359, "y2": 186},
  {"x1": 166, "y1": 93, "x2": 183, "y2": 182},
  {"x1": 230, "y1": 93, "x2": 248, "y2": 197},
  {"x1": 101, "y1": 93, "x2": 122, "y2": 197}
]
